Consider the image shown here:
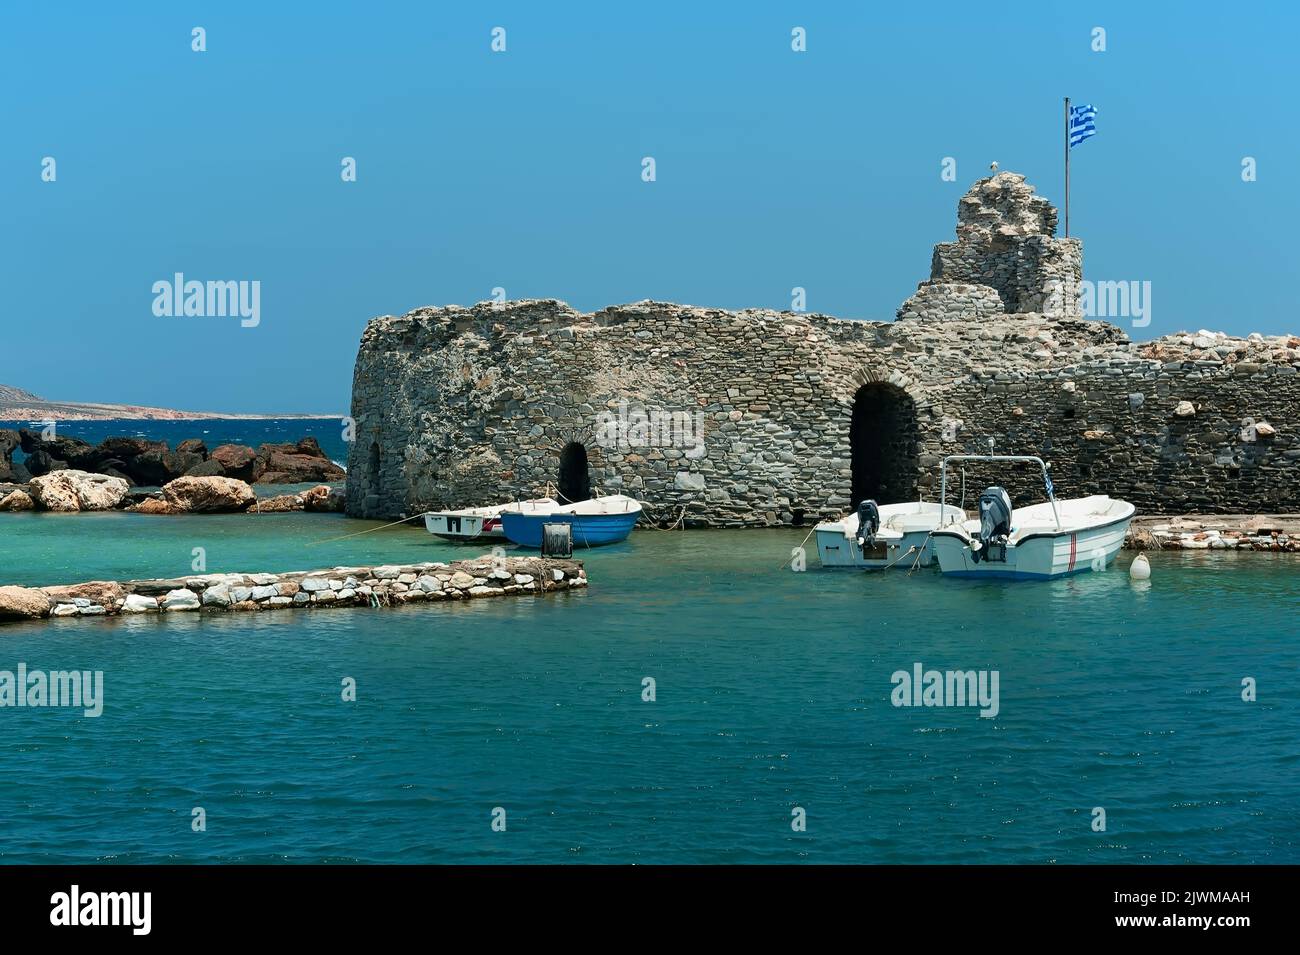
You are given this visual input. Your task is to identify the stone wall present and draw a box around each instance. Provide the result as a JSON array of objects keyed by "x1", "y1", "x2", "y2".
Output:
[
  {"x1": 0, "y1": 557, "x2": 587, "y2": 623},
  {"x1": 346, "y1": 173, "x2": 1300, "y2": 523}
]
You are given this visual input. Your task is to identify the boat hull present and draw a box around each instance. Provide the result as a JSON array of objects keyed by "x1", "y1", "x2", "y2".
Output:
[
  {"x1": 814, "y1": 502, "x2": 965, "y2": 569},
  {"x1": 500, "y1": 510, "x2": 640, "y2": 548},
  {"x1": 932, "y1": 513, "x2": 1134, "y2": 580},
  {"x1": 423, "y1": 512, "x2": 504, "y2": 541},
  {"x1": 815, "y1": 528, "x2": 935, "y2": 569}
]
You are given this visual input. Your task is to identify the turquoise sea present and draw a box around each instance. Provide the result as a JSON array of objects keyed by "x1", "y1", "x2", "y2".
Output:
[{"x1": 0, "y1": 422, "x2": 1297, "y2": 864}]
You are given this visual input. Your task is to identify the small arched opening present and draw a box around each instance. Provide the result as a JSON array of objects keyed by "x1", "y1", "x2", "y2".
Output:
[
  {"x1": 367, "y1": 441, "x2": 381, "y2": 490},
  {"x1": 557, "y1": 441, "x2": 591, "y2": 504},
  {"x1": 850, "y1": 384, "x2": 919, "y2": 506}
]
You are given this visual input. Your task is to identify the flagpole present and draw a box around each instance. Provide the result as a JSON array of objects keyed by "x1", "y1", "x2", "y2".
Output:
[{"x1": 1064, "y1": 97, "x2": 1070, "y2": 237}]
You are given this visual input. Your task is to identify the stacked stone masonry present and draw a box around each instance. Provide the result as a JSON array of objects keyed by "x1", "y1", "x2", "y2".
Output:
[
  {"x1": 0, "y1": 557, "x2": 587, "y2": 624},
  {"x1": 347, "y1": 172, "x2": 1300, "y2": 524}
]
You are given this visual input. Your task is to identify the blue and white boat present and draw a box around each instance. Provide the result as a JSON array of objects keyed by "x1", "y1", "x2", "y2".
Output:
[{"x1": 500, "y1": 494, "x2": 642, "y2": 548}]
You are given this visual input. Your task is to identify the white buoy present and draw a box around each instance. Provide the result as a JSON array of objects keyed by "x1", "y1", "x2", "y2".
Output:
[{"x1": 1129, "y1": 553, "x2": 1151, "y2": 580}]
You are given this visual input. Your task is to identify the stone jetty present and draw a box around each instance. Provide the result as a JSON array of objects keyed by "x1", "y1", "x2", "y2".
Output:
[{"x1": 0, "y1": 556, "x2": 587, "y2": 623}]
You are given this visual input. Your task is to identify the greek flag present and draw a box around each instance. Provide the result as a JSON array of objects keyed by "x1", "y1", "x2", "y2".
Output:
[
  {"x1": 1069, "y1": 103, "x2": 1097, "y2": 148},
  {"x1": 1044, "y1": 471, "x2": 1055, "y2": 498}
]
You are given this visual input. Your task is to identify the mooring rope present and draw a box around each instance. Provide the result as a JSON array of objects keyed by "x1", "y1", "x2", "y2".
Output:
[
  {"x1": 907, "y1": 531, "x2": 936, "y2": 574},
  {"x1": 304, "y1": 512, "x2": 430, "y2": 547},
  {"x1": 884, "y1": 544, "x2": 920, "y2": 570},
  {"x1": 637, "y1": 499, "x2": 688, "y2": 531},
  {"x1": 776, "y1": 525, "x2": 819, "y2": 571}
]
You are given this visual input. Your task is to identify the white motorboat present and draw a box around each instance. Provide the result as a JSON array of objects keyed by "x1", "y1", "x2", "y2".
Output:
[
  {"x1": 929, "y1": 454, "x2": 1135, "y2": 580},
  {"x1": 815, "y1": 500, "x2": 968, "y2": 569},
  {"x1": 424, "y1": 498, "x2": 557, "y2": 542}
]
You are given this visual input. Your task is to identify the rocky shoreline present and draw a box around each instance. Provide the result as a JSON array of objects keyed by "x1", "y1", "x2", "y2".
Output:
[
  {"x1": 0, "y1": 471, "x2": 344, "y2": 514},
  {"x1": 0, "y1": 431, "x2": 344, "y2": 487},
  {"x1": 0, "y1": 556, "x2": 587, "y2": 623}
]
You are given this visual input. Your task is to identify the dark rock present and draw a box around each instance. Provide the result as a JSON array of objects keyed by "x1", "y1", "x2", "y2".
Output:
[
  {"x1": 172, "y1": 451, "x2": 205, "y2": 474},
  {"x1": 258, "y1": 453, "x2": 345, "y2": 484},
  {"x1": 258, "y1": 437, "x2": 326, "y2": 457},
  {"x1": 99, "y1": 437, "x2": 167, "y2": 460},
  {"x1": 23, "y1": 449, "x2": 67, "y2": 477},
  {"x1": 176, "y1": 438, "x2": 208, "y2": 456},
  {"x1": 126, "y1": 450, "x2": 173, "y2": 486},
  {"x1": 210, "y1": 444, "x2": 257, "y2": 480},
  {"x1": 17, "y1": 429, "x2": 43, "y2": 454},
  {"x1": 47, "y1": 436, "x2": 101, "y2": 470},
  {"x1": 128, "y1": 449, "x2": 203, "y2": 486},
  {"x1": 252, "y1": 440, "x2": 345, "y2": 484},
  {"x1": 0, "y1": 429, "x2": 22, "y2": 482},
  {"x1": 14, "y1": 433, "x2": 98, "y2": 469},
  {"x1": 184, "y1": 458, "x2": 226, "y2": 477}
]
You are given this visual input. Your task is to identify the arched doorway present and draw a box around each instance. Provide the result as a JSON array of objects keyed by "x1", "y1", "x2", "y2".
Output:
[
  {"x1": 850, "y1": 384, "x2": 918, "y2": 506},
  {"x1": 557, "y1": 441, "x2": 591, "y2": 503}
]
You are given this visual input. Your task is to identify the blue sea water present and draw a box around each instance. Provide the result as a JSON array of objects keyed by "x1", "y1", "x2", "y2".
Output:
[{"x1": 0, "y1": 423, "x2": 1297, "y2": 864}]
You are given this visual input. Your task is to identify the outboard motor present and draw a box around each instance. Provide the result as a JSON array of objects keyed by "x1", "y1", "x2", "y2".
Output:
[
  {"x1": 972, "y1": 486, "x2": 1012, "y2": 563},
  {"x1": 855, "y1": 499, "x2": 881, "y2": 548}
]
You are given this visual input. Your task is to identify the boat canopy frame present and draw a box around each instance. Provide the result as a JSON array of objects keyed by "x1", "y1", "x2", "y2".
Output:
[{"x1": 938, "y1": 454, "x2": 1062, "y2": 533}]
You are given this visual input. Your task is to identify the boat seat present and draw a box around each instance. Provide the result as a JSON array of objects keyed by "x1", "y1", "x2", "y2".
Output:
[{"x1": 886, "y1": 515, "x2": 939, "y2": 533}]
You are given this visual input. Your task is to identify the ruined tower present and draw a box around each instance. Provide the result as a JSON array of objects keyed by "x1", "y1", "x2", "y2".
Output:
[{"x1": 897, "y1": 172, "x2": 1083, "y2": 322}]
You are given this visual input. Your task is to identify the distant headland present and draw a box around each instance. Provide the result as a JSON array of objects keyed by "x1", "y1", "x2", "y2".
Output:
[{"x1": 0, "y1": 383, "x2": 336, "y2": 421}]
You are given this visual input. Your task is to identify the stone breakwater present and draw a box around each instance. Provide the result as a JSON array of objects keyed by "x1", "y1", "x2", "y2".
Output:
[
  {"x1": 1125, "y1": 514, "x2": 1300, "y2": 552},
  {"x1": 0, "y1": 556, "x2": 587, "y2": 624},
  {"x1": 346, "y1": 170, "x2": 1299, "y2": 525}
]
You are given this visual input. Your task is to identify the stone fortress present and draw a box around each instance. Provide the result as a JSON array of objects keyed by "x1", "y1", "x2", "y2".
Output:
[{"x1": 346, "y1": 172, "x2": 1300, "y2": 525}]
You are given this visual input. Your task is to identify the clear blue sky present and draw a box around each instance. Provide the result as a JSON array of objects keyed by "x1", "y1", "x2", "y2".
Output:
[{"x1": 3, "y1": 1, "x2": 1296, "y2": 414}]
